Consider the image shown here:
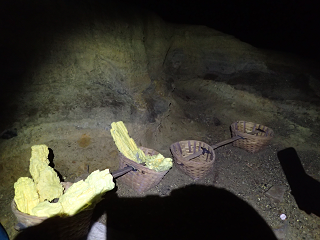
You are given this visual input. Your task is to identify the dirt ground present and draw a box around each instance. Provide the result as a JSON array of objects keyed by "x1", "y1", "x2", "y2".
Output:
[{"x1": 1, "y1": 66, "x2": 320, "y2": 239}]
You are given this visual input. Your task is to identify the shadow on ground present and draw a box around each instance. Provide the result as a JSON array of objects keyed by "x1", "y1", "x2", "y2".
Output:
[
  {"x1": 14, "y1": 184, "x2": 277, "y2": 240},
  {"x1": 278, "y1": 147, "x2": 320, "y2": 217}
]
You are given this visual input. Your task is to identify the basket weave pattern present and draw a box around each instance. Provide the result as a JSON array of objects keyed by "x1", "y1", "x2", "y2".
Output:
[
  {"x1": 11, "y1": 200, "x2": 93, "y2": 239},
  {"x1": 11, "y1": 200, "x2": 48, "y2": 227},
  {"x1": 118, "y1": 147, "x2": 169, "y2": 193},
  {"x1": 231, "y1": 121, "x2": 274, "y2": 153},
  {"x1": 170, "y1": 140, "x2": 215, "y2": 180}
]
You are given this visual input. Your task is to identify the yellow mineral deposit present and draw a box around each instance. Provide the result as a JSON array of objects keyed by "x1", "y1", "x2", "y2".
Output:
[
  {"x1": 31, "y1": 201, "x2": 62, "y2": 218},
  {"x1": 14, "y1": 177, "x2": 39, "y2": 215},
  {"x1": 58, "y1": 169, "x2": 114, "y2": 216},
  {"x1": 29, "y1": 144, "x2": 63, "y2": 202},
  {"x1": 14, "y1": 145, "x2": 115, "y2": 217},
  {"x1": 110, "y1": 121, "x2": 146, "y2": 163},
  {"x1": 110, "y1": 121, "x2": 173, "y2": 171}
]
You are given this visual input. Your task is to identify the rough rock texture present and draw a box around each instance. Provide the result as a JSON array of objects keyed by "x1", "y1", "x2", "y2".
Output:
[{"x1": 0, "y1": 1, "x2": 320, "y2": 240}]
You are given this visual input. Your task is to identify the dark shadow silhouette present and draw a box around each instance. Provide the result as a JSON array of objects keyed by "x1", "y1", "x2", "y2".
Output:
[
  {"x1": 13, "y1": 185, "x2": 277, "y2": 240},
  {"x1": 47, "y1": 148, "x2": 55, "y2": 169},
  {"x1": 94, "y1": 185, "x2": 277, "y2": 240},
  {"x1": 278, "y1": 147, "x2": 320, "y2": 216},
  {"x1": 48, "y1": 148, "x2": 64, "y2": 182},
  {"x1": 100, "y1": 186, "x2": 277, "y2": 239}
]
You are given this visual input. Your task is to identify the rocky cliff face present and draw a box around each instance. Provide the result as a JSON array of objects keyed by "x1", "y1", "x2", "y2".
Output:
[{"x1": 1, "y1": 0, "x2": 318, "y2": 129}]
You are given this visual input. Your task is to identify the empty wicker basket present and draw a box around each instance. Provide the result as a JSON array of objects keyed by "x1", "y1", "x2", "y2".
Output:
[
  {"x1": 170, "y1": 140, "x2": 215, "y2": 180},
  {"x1": 230, "y1": 121, "x2": 274, "y2": 153},
  {"x1": 117, "y1": 147, "x2": 170, "y2": 193}
]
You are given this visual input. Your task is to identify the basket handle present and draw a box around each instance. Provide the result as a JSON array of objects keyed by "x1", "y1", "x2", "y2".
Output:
[
  {"x1": 185, "y1": 129, "x2": 264, "y2": 161},
  {"x1": 176, "y1": 161, "x2": 184, "y2": 166},
  {"x1": 111, "y1": 166, "x2": 134, "y2": 178},
  {"x1": 210, "y1": 136, "x2": 243, "y2": 149}
]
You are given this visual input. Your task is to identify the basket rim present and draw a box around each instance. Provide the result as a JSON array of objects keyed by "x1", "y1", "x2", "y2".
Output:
[
  {"x1": 232, "y1": 130, "x2": 274, "y2": 139},
  {"x1": 170, "y1": 140, "x2": 215, "y2": 164},
  {"x1": 231, "y1": 121, "x2": 274, "y2": 139}
]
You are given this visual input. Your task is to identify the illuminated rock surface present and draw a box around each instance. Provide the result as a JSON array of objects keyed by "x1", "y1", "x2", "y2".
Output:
[{"x1": 0, "y1": 1, "x2": 319, "y2": 239}]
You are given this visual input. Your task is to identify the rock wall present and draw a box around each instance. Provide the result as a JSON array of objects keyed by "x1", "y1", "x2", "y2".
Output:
[
  {"x1": 0, "y1": 0, "x2": 319, "y2": 187},
  {"x1": 1, "y1": 0, "x2": 319, "y2": 128}
]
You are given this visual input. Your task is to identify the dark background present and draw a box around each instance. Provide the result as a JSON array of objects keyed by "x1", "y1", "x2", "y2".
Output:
[{"x1": 124, "y1": 0, "x2": 319, "y2": 62}]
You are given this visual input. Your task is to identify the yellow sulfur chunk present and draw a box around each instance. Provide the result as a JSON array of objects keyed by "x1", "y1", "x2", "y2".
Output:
[
  {"x1": 14, "y1": 145, "x2": 115, "y2": 217},
  {"x1": 145, "y1": 154, "x2": 173, "y2": 172},
  {"x1": 29, "y1": 145, "x2": 50, "y2": 183},
  {"x1": 58, "y1": 169, "x2": 115, "y2": 216},
  {"x1": 31, "y1": 201, "x2": 63, "y2": 217},
  {"x1": 36, "y1": 166, "x2": 64, "y2": 202},
  {"x1": 59, "y1": 181, "x2": 95, "y2": 216},
  {"x1": 29, "y1": 145, "x2": 63, "y2": 202},
  {"x1": 85, "y1": 169, "x2": 115, "y2": 195},
  {"x1": 110, "y1": 121, "x2": 146, "y2": 163},
  {"x1": 110, "y1": 121, "x2": 173, "y2": 171},
  {"x1": 14, "y1": 177, "x2": 39, "y2": 215}
]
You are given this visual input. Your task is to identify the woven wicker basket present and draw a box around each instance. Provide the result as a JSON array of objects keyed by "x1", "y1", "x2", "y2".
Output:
[
  {"x1": 11, "y1": 182, "x2": 94, "y2": 239},
  {"x1": 118, "y1": 147, "x2": 169, "y2": 193},
  {"x1": 11, "y1": 200, "x2": 48, "y2": 228},
  {"x1": 230, "y1": 121, "x2": 274, "y2": 153},
  {"x1": 170, "y1": 140, "x2": 215, "y2": 180}
]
